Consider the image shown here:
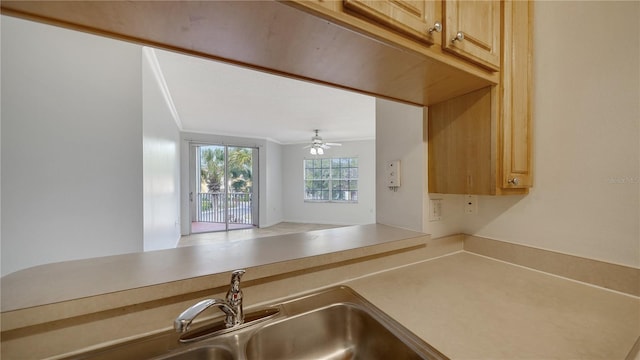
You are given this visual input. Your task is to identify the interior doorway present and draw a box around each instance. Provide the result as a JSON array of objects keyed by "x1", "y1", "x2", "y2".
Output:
[{"x1": 190, "y1": 144, "x2": 258, "y2": 234}]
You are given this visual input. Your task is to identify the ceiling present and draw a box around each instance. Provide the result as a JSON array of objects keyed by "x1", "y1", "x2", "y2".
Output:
[{"x1": 152, "y1": 48, "x2": 376, "y2": 145}]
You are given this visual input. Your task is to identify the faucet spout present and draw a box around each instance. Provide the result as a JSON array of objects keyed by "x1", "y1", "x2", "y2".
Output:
[
  {"x1": 173, "y1": 269, "x2": 246, "y2": 334},
  {"x1": 174, "y1": 298, "x2": 237, "y2": 333}
]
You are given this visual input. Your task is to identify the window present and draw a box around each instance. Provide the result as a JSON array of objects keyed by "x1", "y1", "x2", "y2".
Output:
[{"x1": 304, "y1": 157, "x2": 358, "y2": 202}]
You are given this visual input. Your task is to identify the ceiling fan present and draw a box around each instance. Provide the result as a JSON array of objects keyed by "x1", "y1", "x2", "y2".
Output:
[{"x1": 303, "y1": 129, "x2": 342, "y2": 155}]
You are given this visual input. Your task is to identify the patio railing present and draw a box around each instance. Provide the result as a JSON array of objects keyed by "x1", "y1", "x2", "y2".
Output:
[{"x1": 196, "y1": 192, "x2": 253, "y2": 225}]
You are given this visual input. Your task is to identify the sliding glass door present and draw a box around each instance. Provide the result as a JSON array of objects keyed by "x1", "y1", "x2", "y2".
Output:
[{"x1": 190, "y1": 144, "x2": 258, "y2": 233}]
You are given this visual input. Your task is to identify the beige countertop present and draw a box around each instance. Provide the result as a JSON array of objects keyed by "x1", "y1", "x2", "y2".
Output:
[
  {"x1": 2, "y1": 231, "x2": 638, "y2": 360},
  {"x1": 1, "y1": 223, "x2": 427, "y2": 314},
  {"x1": 347, "y1": 252, "x2": 640, "y2": 359}
]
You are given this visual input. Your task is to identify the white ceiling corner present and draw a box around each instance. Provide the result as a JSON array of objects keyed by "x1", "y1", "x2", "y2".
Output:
[
  {"x1": 152, "y1": 48, "x2": 376, "y2": 144},
  {"x1": 143, "y1": 47, "x2": 183, "y2": 130}
]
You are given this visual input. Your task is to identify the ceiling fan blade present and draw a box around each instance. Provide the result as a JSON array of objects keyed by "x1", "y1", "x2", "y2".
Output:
[
  {"x1": 325, "y1": 142, "x2": 342, "y2": 146},
  {"x1": 302, "y1": 144, "x2": 312, "y2": 149}
]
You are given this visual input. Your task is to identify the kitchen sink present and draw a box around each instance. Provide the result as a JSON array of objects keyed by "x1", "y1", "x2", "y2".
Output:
[
  {"x1": 245, "y1": 303, "x2": 431, "y2": 360},
  {"x1": 157, "y1": 347, "x2": 234, "y2": 360},
  {"x1": 70, "y1": 286, "x2": 448, "y2": 360}
]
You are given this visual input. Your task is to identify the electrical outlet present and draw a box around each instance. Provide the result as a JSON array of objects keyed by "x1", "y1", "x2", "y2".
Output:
[
  {"x1": 429, "y1": 199, "x2": 442, "y2": 221},
  {"x1": 465, "y1": 195, "x2": 478, "y2": 215}
]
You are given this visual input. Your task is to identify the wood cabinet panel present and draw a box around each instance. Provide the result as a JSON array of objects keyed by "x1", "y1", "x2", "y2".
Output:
[
  {"x1": 1, "y1": 0, "x2": 494, "y2": 107},
  {"x1": 343, "y1": 0, "x2": 441, "y2": 45},
  {"x1": 501, "y1": 0, "x2": 533, "y2": 188},
  {"x1": 311, "y1": 0, "x2": 343, "y2": 12},
  {"x1": 444, "y1": 0, "x2": 501, "y2": 71},
  {"x1": 428, "y1": 87, "x2": 496, "y2": 194},
  {"x1": 428, "y1": 0, "x2": 532, "y2": 195},
  {"x1": 344, "y1": 0, "x2": 501, "y2": 70}
]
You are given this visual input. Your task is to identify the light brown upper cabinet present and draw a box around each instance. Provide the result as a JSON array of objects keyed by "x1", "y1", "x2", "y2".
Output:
[
  {"x1": 500, "y1": 0, "x2": 533, "y2": 189},
  {"x1": 2, "y1": 0, "x2": 497, "y2": 107},
  {"x1": 343, "y1": 0, "x2": 442, "y2": 45},
  {"x1": 343, "y1": 0, "x2": 500, "y2": 71},
  {"x1": 443, "y1": 0, "x2": 501, "y2": 71},
  {"x1": 428, "y1": 0, "x2": 532, "y2": 195}
]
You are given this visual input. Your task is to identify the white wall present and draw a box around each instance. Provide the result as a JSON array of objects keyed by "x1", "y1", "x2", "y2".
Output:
[
  {"x1": 375, "y1": 99, "x2": 425, "y2": 232},
  {"x1": 372, "y1": 100, "x2": 473, "y2": 237},
  {"x1": 263, "y1": 140, "x2": 284, "y2": 227},
  {"x1": 460, "y1": 1, "x2": 640, "y2": 268},
  {"x1": 4, "y1": 1, "x2": 636, "y2": 273},
  {"x1": 282, "y1": 140, "x2": 376, "y2": 225},
  {"x1": 377, "y1": 1, "x2": 639, "y2": 269},
  {"x1": 142, "y1": 48, "x2": 182, "y2": 251},
  {"x1": 417, "y1": 1, "x2": 640, "y2": 268},
  {"x1": 1, "y1": 16, "x2": 144, "y2": 275}
]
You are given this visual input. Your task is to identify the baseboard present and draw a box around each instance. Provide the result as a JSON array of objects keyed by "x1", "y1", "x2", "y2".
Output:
[{"x1": 463, "y1": 235, "x2": 640, "y2": 297}]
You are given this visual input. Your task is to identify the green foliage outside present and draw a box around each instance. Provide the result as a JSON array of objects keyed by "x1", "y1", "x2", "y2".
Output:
[
  {"x1": 200, "y1": 197, "x2": 212, "y2": 211},
  {"x1": 200, "y1": 146, "x2": 253, "y2": 194},
  {"x1": 303, "y1": 157, "x2": 358, "y2": 201}
]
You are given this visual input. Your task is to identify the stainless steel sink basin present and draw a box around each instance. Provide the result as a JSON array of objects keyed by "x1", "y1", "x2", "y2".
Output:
[
  {"x1": 157, "y1": 347, "x2": 234, "y2": 360},
  {"x1": 245, "y1": 303, "x2": 432, "y2": 360},
  {"x1": 70, "y1": 286, "x2": 448, "y2": 360}
]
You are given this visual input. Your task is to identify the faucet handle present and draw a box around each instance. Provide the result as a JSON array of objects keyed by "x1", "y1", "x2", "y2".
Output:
[
  {"x1": 226, "y1": 269, "x2": 245, "y2": 327},
  {"x1": 227, "y1": 269, "x2": 245, "y2": 301},
  {"x1": 230, "y1": 269, "x2": 245, "y2": 284}
]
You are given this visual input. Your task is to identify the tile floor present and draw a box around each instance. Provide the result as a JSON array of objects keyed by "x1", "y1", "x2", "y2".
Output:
[{"x1": 178, "y1": 222, "x2": 345, "y2": 247}]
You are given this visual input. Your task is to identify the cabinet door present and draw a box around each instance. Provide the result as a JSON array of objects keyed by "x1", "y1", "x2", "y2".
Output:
[
  {"x1": 501, "y1": 0, "x2": 533, "y2": 188},
  {"x1": 443, "y1": 0, "x2": 500, "y2": 70},
  {"x1": 344, "y1": 0, "x2": 441, "y2": 45}
]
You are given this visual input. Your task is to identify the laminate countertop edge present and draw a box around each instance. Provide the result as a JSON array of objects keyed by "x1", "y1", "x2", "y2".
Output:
[{"x1": 1, "y1": 223, "x2": 429, "y2": 330}]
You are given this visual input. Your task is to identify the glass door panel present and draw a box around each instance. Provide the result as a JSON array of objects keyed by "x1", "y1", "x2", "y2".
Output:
[{"x1": 191, "y1": 144, "x2": 257, "y2": 234}]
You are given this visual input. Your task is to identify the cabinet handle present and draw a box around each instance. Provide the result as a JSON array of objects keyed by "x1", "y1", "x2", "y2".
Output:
[
  {"x1": 507, "y1": 177, "x2": 520, "y2": 186},
  {"x1": 451, "y1": 32, "x2": 464, "y2": 43},
  {"x1": 428, "y1": 21, "x2": 442, "y2": 34}
]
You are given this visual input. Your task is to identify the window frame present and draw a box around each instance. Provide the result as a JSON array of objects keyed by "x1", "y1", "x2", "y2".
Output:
[{"x1": 303, "y1": 157, "x2": 359, "y2": 203}]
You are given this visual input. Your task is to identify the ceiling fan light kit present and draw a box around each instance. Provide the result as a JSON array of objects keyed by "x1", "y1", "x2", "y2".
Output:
[{"x1": 304, "y1": 129, "x2": 341, "y2": 155}]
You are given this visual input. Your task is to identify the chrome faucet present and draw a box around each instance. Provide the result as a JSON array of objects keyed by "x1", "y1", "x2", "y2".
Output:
[{"x1": 174, "y1": 269, "x2": 245, "y2": 333}]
